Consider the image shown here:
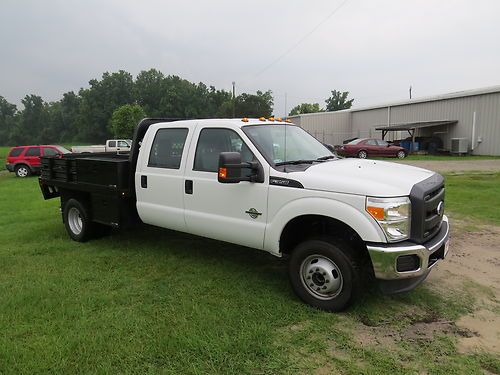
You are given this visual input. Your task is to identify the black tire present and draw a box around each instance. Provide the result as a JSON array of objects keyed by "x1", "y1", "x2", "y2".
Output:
[
  {"x1": 289, "y1": 237, "x2": 360, "y2": 311},
  {"x1": 63, "y1": 198, "x2": 93, "y2": 242},
  {"x1": 396, "y1": 150, "x2": 406, "y2": 159},
  {"x1": 15, "y1": 164, "x2": 31, "y2": 178},
  {"x1": 357, "y1": 150, "x2": 368, "y2": 159}
]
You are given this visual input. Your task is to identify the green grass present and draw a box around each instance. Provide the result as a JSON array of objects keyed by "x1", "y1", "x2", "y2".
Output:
[
  {"x1": 444, "y1": 172, "x2": 500, "y2": 224},
  {"x1": 0, "y1": 172, "x2": 499, "y2": 374},
  {"x1": 404, "y1": 154, "x2": 500, "y2": 161}
]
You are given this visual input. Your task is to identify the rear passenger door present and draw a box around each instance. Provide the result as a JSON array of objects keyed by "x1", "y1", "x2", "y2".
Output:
[
  {"x1": 24, "y1": 147, "x2": 41, "y2": 169},
  {"x1": 135, "y1": 124, "x2": 195, "y2": 232}
]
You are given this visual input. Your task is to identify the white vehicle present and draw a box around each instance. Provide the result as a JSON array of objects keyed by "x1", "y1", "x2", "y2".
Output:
[
  {"x1": 71, "y1": 139, "x2": 132, "y2": 153},
  {"x1": 39, "y1": 118, "x2": 449, "y2": 311}
]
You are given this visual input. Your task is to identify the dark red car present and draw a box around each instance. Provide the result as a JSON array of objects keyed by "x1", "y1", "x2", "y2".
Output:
[
  {"x1": 6, "y1": 145, "x2": 70, "y2": 177},
  {"x1": 337, "y1": 138, "x2": 407, "y2": 159}
]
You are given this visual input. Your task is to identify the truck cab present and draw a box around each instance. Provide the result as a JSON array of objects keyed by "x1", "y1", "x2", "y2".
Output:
[{"x1": 39, "y1": 118, "x2": 449, "y2": 311}]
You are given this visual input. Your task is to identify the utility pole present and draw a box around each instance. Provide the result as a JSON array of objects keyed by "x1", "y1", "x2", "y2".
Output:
[
  {"x1": 284, "y1": 92, "x2": 287, "y2": 118},
  {"x1": 232, "y1": 81, "x2": 236, "y2": 118},
  {"x1": 409, "y1": 85, "x2": 412, "y2": 99}
]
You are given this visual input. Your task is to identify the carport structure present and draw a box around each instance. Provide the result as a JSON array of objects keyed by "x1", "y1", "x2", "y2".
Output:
[{"x1": 375, "y1": 120, "x2": 458, "y2": 152}]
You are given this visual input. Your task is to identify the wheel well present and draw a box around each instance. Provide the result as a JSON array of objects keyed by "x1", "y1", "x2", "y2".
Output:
[
  {"x1": 60, "y1": 190, "x2": 91, "y2": 222},
  {"x1": 279, "y1": 215, "x2": 373, "y2": 269}
]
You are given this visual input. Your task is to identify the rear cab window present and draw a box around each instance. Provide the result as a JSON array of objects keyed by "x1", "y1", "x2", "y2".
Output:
[{"x1": 148, "y1": 128, "x2": 189, "y2": 169}]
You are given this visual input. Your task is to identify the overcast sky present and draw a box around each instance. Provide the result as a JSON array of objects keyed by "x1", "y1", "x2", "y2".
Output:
[{"x1": 1, "y1": 0, "x2": 500, "y2": 116}]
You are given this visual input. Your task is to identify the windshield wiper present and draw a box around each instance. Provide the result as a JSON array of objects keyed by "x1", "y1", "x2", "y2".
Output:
[
  {"x1": 275, "y1": 159, "x2": 317, "y2": 166},
  {"x1": 316, "y1": 155, "x2": 336, "y2": 161}
]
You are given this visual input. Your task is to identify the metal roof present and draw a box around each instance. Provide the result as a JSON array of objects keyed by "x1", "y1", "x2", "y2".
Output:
[
  {"x1": 375, "y1": 120, "x2": 458, "y2": 131},
  {"x1": 288, "y1": 85, "x2": 500, "y2": 118}
]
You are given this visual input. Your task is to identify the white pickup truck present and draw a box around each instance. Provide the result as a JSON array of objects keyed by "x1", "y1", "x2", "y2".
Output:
[
  {"x1": 39, "y1": 118, "x2": 449, "y2": 311},
  {"x1": 71, "y1": 139, "x2": 132, "y2": 153}
]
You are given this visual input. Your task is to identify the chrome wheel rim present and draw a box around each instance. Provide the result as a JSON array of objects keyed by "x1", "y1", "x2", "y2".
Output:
[
  {"x1": 397, "y1": 151, "x2": 405, "y2": 159},
  {"x1": 17, "y1": 167, "x2": 28, "y2": 177},
  {"x1": 300, "y1": 254, "x2": 343, "y2": 300},
  {"x1": 68, "y1": 207, "x2": 83, "y2": 235},
  {"x1": 358, "y1": 151, "x2": 367, "y2": 159}
]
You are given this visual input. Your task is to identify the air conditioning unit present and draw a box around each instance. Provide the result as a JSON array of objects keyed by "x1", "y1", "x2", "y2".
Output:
[{"x1": 450, "y1": 138, "x2": 469, "y2": 154}]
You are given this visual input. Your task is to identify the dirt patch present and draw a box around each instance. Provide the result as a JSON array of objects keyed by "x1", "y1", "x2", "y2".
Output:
[
  {"x1": 394, "y1": 159, "x2": 500, "y2": 173},
  {"x1": 428, "y1": 222, "x2": 500, "y2": 354}
]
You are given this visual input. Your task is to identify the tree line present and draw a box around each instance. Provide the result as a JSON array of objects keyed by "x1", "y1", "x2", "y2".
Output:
[
  {"x1": 0, "y1": 67, "x2": 354, "y2": 146},
  {"x1": 0, "y1": 69, "x2": 274, "y2": 145}
]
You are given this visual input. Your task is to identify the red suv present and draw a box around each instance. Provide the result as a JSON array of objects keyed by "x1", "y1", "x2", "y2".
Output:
[{"x1": 6, "y1": 145, "x2": 71, "y2": 177}]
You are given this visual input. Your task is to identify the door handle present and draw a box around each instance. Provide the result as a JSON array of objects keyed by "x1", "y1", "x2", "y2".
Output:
[
  {"x1": 185, "y1": 180, "x2": 193, "y2": 194},
  {"x1": 141, "y1": 175, "x2": 147, "y2": 188}
]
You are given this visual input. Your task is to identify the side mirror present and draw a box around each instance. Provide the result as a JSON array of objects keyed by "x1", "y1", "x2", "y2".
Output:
[{"x1": 218, "y1": 152, "x2": 264, "y2": 184}]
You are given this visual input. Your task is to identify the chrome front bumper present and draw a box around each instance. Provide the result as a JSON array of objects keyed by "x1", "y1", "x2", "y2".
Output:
[{"x1": 367, "y1": 215, "x2": 449, "y2": 280}]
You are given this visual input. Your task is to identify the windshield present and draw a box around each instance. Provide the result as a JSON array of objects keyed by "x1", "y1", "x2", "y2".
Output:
[{"x1": 243, "y1": 125, "x2": 333, "y2": 165}]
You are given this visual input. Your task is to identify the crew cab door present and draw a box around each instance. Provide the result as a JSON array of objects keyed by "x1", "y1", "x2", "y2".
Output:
[
  {"x1": 183, "y1": 125, "x2": 269, "y2": 249},
  {"x1": 135, "y1": 123, "x2": 195, "y2": 232}
]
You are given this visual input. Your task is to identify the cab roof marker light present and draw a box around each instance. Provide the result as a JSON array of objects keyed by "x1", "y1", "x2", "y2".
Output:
[
  {"x1": 241, "y1": 118, "x2": 249, "y2": 122},
  {"x1": 259, "y1": 117, "x2": 266, "y2": 121}
]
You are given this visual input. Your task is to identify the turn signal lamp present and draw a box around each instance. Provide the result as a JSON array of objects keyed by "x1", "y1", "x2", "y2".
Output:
[
  {"x1": 366, "y1": 206, "x2": 385, "y2": 220},
  {"x1": 241, "y1": 118, "x2": 249, "y2": 122},
  {"x1": 259, "y1": 117, "x2": 266, "y2": 121},
  {"x1": 218, "y1": 167, "x2": 227, "y2": 179}
]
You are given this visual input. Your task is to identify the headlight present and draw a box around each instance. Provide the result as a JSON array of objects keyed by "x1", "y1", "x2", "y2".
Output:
[{"x1": 366, "y1": 196, "x2": 411, "y2": 242}]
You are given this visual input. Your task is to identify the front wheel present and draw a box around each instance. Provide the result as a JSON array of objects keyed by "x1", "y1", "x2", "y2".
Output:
[
  {"x1": 397, "y1": 150, "x2": 406, "y2": 159},
  {"x1": 289, "y1": 238, "x2": 360, "y2": 311},
  {"x1": 357, "y1": 150, "x2": 368, "y2": 159}
]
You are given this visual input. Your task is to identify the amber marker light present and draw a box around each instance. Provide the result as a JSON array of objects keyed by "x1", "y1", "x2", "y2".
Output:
[
  {"x1": 241, "y1": 118, "x2": 249, "y2": 122},
  {"x1": 276, "y1": 118, "x2": 283, "y2": 122},
  {"x1": 218, "y1": 167, "x2": 227, "y2": 179},
  {"x1": 268, "y1": 117, "x2": 275, "y2": 121},
  {"x1": 259, "y1": 117, "x2": 266, "y2": 121},
  {"x1": 285, "y1": 119, "x2": 292, "y2": 123},
  {"x1": 366, "y1": 206, "x2": 385, "y2": 220}
]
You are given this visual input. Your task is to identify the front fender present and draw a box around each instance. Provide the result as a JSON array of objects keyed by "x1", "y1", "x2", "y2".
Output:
[{"x1": 264, "y1": 196, "x2": 386, "y2": 255}]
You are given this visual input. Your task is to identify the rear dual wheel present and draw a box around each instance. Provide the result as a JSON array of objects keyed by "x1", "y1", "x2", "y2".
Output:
[{"x1": 63, "y1": 199, "x2": 110, "y2": 242}]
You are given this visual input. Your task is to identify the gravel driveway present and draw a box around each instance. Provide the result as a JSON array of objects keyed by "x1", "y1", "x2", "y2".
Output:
[{"x1": 393, "y1": 159, "x2": 500, "y2": 173}]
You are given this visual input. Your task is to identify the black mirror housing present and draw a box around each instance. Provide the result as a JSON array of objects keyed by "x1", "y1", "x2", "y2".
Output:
[{"x1": 218, "y1": 152, "x2": 264, "y2": 184}]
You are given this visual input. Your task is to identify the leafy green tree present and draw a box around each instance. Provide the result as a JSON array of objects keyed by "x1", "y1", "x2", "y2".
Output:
[
  {"x1": 10, "y1": 95, "x2": 50, "y2": 145},
  {"x1": 78, "y1": 70, "x2": 135, "y2": 142},
  {"x1": 219, "y1": 90, "x2": 274, "y2": 118},
  {"x1": 289, "y1": 103, "x2": 323, "y2": 116},
  {"x1": 325, "y1": 90, "x2": 354, "y2": 111},
  {"x1": 109, "y1": 104, "x2": 146, "y2": 139},
  {"x1": 0, "y1": 96, "x2": 17, "y2": 145}
]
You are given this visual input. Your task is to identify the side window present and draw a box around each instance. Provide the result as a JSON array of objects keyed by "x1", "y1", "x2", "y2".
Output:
[
  {"x1": 9, "y1": 148, "x2": 24, "y2": 157},
  {"x1": 194, "y1": 128, "x2": 254, "y2": 172},
  {"x1": 118, "y1": 141, "x2": 129, "y2": 147},
  {"x1": 25, "y1": 147, "x2": 40, "y2": 157},
  {"x1": 148, "y1": 128, "x2": 189, "y2": 169},
  {"x1": 43, "y1": 148, "x2": 59, "y2": 156},
  {"x1": 108, "y1": 141, "x2": 116, "y2": 147},
  {"x1": 377, "y1": 140, "x2": 388, "y2": 147},
  {"x1": 366, "y1": 140, "x2": 377, "y2": 146}
]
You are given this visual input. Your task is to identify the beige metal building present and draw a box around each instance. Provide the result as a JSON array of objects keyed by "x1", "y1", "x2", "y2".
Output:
[{"x1": 289, "y1": 86, "x2": 500, "y2": 155}]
